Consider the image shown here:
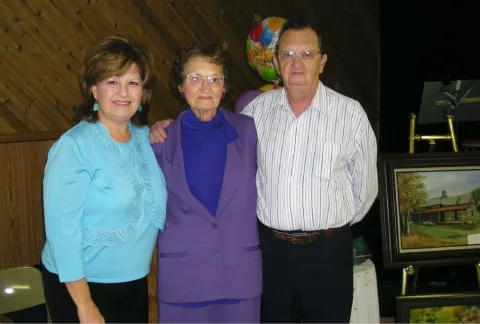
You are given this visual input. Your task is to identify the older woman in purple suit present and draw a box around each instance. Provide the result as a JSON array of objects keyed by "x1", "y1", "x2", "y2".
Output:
[{"x1": 151, "y1": 43, "x2": 261, "y2": 323}]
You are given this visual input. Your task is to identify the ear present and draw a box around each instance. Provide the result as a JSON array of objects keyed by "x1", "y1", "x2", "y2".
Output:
[
  {"x1": 91, "y1": 86, "x2": 98, "y2": 100},
  {"x1": 178, "y1": 85, "x2": 184, "y2": 93},
  {"x1": 319, "y1": 54, "x2": 328, "y2": 74},
  {"x1": 273, "y1": 55, "x2": 280, "y2": 75}
]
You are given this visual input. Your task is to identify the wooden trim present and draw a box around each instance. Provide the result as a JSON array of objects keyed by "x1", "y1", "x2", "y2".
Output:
[{"x1": 0, "y1": 131, "x2": 62, "y2": 143}]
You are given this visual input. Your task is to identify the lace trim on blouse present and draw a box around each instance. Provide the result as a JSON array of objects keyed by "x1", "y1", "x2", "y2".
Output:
[{"x1": 82, "y1": 122, "x2": 165, "y2": 246}]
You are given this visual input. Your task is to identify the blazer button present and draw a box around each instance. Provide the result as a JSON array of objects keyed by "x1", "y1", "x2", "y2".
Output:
[
  {"x1": 211, "y1": 223, "x2": 218, "y2": 229},
  {"x1": 214, "y1": 254, "x2": 221, "y2": 261}
]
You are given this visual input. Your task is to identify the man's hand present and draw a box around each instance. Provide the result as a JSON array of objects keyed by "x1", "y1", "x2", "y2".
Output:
[{"x1": 149, "y1": 119, "x2": 173, "y2": 144}]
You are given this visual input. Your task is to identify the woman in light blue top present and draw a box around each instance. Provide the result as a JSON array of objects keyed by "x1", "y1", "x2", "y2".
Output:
[{"x1": 40, "y1": 36, "x2": 167, "y2": 323}]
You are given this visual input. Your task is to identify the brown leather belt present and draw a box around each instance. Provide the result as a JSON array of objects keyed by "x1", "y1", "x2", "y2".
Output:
[{"x1": 271, "y1": 226, "x2": 345, "y2": 244}]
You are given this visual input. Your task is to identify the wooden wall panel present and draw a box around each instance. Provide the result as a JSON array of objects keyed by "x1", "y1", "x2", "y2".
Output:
[
  {"x1": 0, "y1": 140, "x2": 53, "y2": 269},
  {"x1": 0, "y1": 0, "x2": 379, "y2": 138}
]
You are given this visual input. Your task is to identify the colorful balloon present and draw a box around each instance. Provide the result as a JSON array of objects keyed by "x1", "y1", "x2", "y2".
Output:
[
  {"x1": 259, "y1": 83, "x2": 282, "y2": 92},
  {"x1": 259, "y1": 29, "x2": 274, "y2": 48},
  {"x1": 259, "y1": 68, "x2": 278, "y2": 83},
  {"x1": 267, "y1": 17, "x2": 285, "y2": 32},
  {"x1": 234, "y1": 89, "x2": 263, "y2": 114},
  {"x1": 246, "y1": 16, "x2": 287, "y2": 83},
  {"x1": 249, "y1": 23, "x2": 263, "y2": 43}
]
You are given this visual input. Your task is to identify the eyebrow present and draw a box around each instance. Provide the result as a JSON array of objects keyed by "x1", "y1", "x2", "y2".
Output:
[
  {"x1": 189, "y1": 72, "x2": 222, "y2": 75},
  {"x1": 280, "y1": 48, "x2": 316, "y2": 51}
]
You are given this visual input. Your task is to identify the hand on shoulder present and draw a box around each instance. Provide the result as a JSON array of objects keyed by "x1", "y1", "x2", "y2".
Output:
[{"x1": 149, "y1": 119, "x2": 173, "y2": 144}]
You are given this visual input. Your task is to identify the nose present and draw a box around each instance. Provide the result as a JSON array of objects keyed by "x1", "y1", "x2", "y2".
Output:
[
  {"x1": 117, "y1": 82, "x2": 128, "y2": 96},
  {"x1": 291, "y1": 55, "x2": 303, "y2": 67},
  {"x1": 199, "y1": 78, "x2": 211, "y2": 91}
]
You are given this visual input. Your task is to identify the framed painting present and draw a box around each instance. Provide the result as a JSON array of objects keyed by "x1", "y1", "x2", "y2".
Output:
[
  {"x1": 396, "y1": 293, "x2": 480, "y2": 323},
  {"x1": 379, "y1": 152, "x2": 480, "y2": 269}
]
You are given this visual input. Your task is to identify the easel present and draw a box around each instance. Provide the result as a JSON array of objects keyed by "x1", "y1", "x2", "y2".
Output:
[
  {"x1": 409, "y1": 112, "x2": 457, "y2": 153},
  {"x1": 400, "y1": 264, "x2": 480, "y2": 296},
  {"x1": 409, "y1": 79, "x2": 480, "y2": 153},
  {"x1": 403, "y1": 79, "x2": 480, "y2": 296}
]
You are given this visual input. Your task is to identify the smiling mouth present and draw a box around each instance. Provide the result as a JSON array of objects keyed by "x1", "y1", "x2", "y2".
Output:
[
  {"x1": 112, "y1": 101, "x2": 131, "y2": 105},
  {"x1": 197, "y1": 96, "x2": 212, "y2": 99}
]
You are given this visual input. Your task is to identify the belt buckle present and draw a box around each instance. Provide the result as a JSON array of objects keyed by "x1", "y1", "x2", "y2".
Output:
[{"x1": 291, "y1": 233, "x2": 309, "y2": 244}]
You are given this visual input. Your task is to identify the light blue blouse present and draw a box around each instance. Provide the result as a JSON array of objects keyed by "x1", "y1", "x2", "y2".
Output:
[{"x1": 41, "y1": 121, "x2": 167, "y2": 283}]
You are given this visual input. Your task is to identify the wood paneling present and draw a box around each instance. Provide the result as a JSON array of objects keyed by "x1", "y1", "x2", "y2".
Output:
[
  {"x1": 0, "y1": 0, "x2": 379, "y2": 139},
  {"x1": 0, "y1": 140, "x2": 53, "y2": 269}
]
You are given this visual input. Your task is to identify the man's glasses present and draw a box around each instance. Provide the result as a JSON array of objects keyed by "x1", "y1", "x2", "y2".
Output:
[
  {"x1": 277, "y1": 49, "x2": 321, "y2": 62},
  {"x1": 185, "y1": 73, "x2": 225, "y2": 87}
]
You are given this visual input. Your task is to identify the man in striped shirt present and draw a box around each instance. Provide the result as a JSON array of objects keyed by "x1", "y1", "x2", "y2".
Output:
[
  {"x1": 150, "y1": 21, "x2": 378, "y2": 324},
  {"x1": 242, "y1": 22, "x2": 378, "y2": 323}
]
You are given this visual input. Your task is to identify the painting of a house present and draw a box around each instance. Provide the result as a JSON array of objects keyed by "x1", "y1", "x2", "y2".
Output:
[
  {"x1": 410, "y1": 190, "x2": 479, "y2": 226},
  {"x1": 379, "y1": 153, "x2": 480, "y2": 268},
  {"x1": 395, "y1": 169, "x2": 480, "y2": 251}
]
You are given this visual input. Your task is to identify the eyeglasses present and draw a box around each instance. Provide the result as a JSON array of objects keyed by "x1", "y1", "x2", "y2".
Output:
[
  {"x1": 185, "y1": 73, "x2": 225, "y2": 87},
  {"x1": 277, "y1": 49, "x2": 321, "y2": 62}
]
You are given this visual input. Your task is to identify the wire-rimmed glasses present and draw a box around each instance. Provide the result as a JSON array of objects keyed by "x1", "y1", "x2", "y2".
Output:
[
  {"x1": 185, "y1": 73, "x2": 225, "y2": 87},
  {"x1": 277, "y1": 49, "x2": 321, "y2": 62}
]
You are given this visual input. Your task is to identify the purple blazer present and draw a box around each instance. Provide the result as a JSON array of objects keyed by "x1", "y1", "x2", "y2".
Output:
[{"x1": 152, "y1": 109, "x2": 261, "y2": 303}]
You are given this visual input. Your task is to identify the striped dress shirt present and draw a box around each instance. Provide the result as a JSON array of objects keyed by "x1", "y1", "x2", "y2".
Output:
[{"x1": 242, "y1": 82, "x2": 378, "y2": 231}]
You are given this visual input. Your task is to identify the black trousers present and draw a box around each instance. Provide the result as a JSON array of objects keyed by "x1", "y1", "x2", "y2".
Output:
[
  {"x1": 259, "y1": 222, "x2": 354, "y2": 323},
  {"x1": 41, "y1": 265, "x2": 148, "y2": 323}
]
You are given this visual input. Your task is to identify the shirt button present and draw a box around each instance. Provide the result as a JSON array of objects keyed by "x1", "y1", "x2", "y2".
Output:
[
  {"x1": 211, "y1": 223, "x2": 218, "y2": 229},
  {"x1": 214, "y1": 254, "x2": 221, "y2": 261}
]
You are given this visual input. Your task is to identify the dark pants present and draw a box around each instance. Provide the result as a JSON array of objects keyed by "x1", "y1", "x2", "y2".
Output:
[
  {"x1": 41, "y1": 265, "x2": 148, "y2": 323},
  {"x1": 259, "y1": 221, "x2": 354, "y2": 323}
]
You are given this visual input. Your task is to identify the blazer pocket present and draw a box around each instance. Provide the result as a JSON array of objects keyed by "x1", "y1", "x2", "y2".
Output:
[
  {"x1": 314, "y1": 143, "x2": 342, "y2": 180},
  {"x1": 180, "y1": 204, "x2": 190, "y2": 213},
  {"x1": 244, "y1": 245, "x2": 261, "y2": 252},
  {"x1": 159, "y1": 252, "x2": 189, "y2": 258}
]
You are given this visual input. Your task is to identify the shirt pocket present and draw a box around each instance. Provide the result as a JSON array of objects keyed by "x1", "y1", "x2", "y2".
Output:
[{"x1": 313, "y1": 142, "x2": 342, "y2": 181}]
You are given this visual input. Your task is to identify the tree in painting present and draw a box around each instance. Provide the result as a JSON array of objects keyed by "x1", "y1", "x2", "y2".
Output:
[{"x1": 396, "y1": 172, "x2": 428, "y2": 235}]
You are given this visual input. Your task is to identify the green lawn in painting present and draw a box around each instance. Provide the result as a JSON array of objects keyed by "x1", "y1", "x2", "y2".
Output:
[
  {"x1": 402, "y1": 224, "x2": 480, "y2": 249},
  {"x1": 409, "y1": 304, "x2": 480, "y2": 323}
]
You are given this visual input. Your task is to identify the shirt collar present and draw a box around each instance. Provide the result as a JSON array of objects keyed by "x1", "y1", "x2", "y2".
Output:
[{"x1": 278, "y1": 81, "x2": 331, "y2": 116}]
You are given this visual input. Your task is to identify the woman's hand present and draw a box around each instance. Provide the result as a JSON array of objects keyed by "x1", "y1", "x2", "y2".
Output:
[
  {"x1": 65, "y1": 279, "x2": 104, "y2": 323},
  {"x1": 77, "y1": 300, "x2": 105, "y2": 324}
]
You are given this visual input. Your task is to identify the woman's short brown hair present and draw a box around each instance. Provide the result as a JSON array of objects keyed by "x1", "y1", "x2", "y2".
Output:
[
  {"x1": 74, "y1": 36, "x2": 156, "y2": 125},
  {"x1": 170, "y1": 42, "x2": 228, "y2": 102}
]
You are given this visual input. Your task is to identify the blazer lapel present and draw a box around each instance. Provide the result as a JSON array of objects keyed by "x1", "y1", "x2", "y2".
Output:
[
  {"x1": 164, "y1": 113, "x2": 213, "y2": 222},
  {"x1": 216, "y1": 111, "x2": 245, "y2": 217},
  {"x1": 216, "y1": 141, "x2": 244, "y2": 216}
]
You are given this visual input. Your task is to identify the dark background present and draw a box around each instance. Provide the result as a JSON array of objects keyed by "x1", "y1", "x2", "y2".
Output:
[
  {"x1": 380, "y1": 1, "x2": 480, "y2": 153},
  {"x1": 366, "y1": 0, "x2": 480, "y2": 316}
]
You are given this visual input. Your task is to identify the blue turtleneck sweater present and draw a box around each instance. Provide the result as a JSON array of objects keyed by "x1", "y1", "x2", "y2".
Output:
[
  {"x1": 182, "y1": 107, "x2": 229, "y2": 216},
  {"x1": 166, "y1": 107, "x2": 240, "y2": 307}
]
